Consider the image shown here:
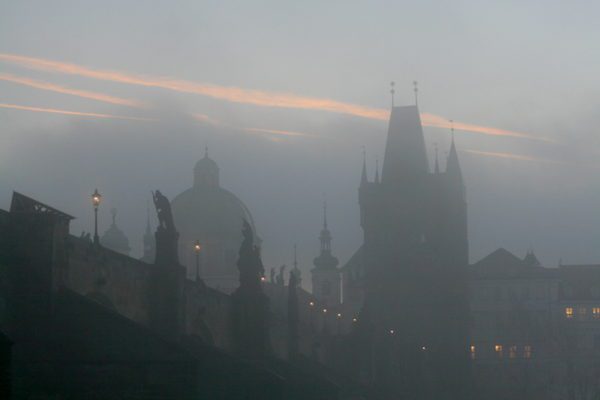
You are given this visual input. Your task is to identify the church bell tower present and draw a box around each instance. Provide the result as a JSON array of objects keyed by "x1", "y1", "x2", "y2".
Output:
[{"x1": 311, "y1": 201, "x2": 340, "y2": 306}]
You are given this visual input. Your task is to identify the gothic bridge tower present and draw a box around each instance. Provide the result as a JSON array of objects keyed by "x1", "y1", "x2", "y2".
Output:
[{"x1": 355, "y1": 95, "x2": 470, "y2": 399}]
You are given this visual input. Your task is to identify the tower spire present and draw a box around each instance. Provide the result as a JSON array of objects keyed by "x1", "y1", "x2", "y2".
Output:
[
  {"x1": 204, "y1": 145, "x2": 209, "y2": 158},
  {"x1": 390, "y1": 81, "x2": 395, "y2": 108},
  {"x1": 413, "y1": 80, "x2": 419, "y2": 106},
  {"x1": 446, "y1": 119, "x2": 463, "y2": 184}
]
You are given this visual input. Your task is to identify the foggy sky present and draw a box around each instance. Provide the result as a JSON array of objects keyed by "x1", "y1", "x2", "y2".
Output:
[{"x1": 2, "y1": 1, "x2": 600, "y2": 288}]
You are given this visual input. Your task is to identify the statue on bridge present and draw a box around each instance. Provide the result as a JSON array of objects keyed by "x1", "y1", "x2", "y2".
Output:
[
  {"x1": 237, "y1": 219, "x2": 264, "y2": 290},
  {"x1": 152, "y1": 190, "x2": 176, "y2": 233}
]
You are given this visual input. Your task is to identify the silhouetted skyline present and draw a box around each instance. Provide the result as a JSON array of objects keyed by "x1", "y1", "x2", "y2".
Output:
[{"x1": 2, "y1": 1, "x2": 600, "y2": 286}]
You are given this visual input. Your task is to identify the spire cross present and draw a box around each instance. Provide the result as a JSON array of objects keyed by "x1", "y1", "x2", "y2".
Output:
[
  {"x1": 362, "y1": 145, "x2": 366, "y2": 164},
  {"x1": 111, "y1": 207, "x2": 117, "y2": 225},
  {"x1": 413, "y1": 80, "x2": 419, "y2": 106},
  {"x1": 204, "y1": 145, "x2": 209, "y2": 158},
  {"x1": 390, "y1": 81, "x2": 395, "y2": 107}
]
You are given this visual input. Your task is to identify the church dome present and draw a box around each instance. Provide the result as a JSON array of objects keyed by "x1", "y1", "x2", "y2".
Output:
[
  {"x1": 101, "y1": 209, "x2": 131, "y2": 255},
  {"x1": 171, "y1": 152, "x2": 258, "y2": 293}
]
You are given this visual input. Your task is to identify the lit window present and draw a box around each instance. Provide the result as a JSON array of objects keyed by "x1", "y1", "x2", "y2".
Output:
[
  {"x1": 509, "y1": 345, "x2": 517, "y2": 359},
  {"x1": 495, "y1": 344, "x2": 503, "y2": 358},
  {"x1": 524, "y1": 345, "x2": 532, "y2": 359},
  {"x1": 565, "y1": 307, "x2": 574, "y2": 319},
  {"x1": 470, "y1": 345, "x2": 476, "y2": 360},
  {"x1": 593, "y1": 308, "x2": 600, "y2": 318}
]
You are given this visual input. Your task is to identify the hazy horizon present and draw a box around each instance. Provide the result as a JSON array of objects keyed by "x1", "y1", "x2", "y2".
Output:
[{"x1": 2, "y1": 1, "x2": 600, "y2": 288}]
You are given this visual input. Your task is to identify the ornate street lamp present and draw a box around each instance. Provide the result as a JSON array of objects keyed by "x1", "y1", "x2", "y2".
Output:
[
  {"x1": 91, "y1": 189, "x2": 102, "y2": 245},
  {"x1": 194, "y1": 240, "x2": 202, "y2": 282}
]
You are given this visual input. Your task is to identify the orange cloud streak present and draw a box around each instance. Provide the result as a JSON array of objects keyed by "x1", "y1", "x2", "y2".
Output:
[
  {"x1": 462, "y1": 149, "x2": 561, "y2": 164},
  {"x1": 0, "y1": 72, "x2": 143, "y2": 108},
  {"x1": 192, "y1": 112, "x2": 316, "y2": 138},
  {"x1": 0, "y1": 53, "x2": 547, "y2": 142},
  {"x1": 244, "y1": 127, "x2": 318, "y2": 138},
  {"x1": 0, "y1": 103, "x2": 152, "y2": 121},
  {"x1": 0, "y1": 53, "x2": 385, "y2": 119},
  {"x1": 421, "y1": 113, "x2": 553, "y2": 143}
]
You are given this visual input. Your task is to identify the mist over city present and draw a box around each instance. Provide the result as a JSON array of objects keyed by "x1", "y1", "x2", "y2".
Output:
[{"x1": 1, "y1": 1, "x2": 600, "y2": 399}]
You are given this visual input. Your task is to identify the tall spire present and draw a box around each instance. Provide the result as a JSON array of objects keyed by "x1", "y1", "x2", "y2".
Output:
[
  {"x1": 375, "y1": 158, "x2": 380, "y2": 183},
  {"x1": 446, "y1": 120, "x2": 463, "y2": 183},
  {"x1": 313, "y1": 201, "x2": 338, "y2": 270},
  {"x1": 361, "y1": 146, "x2": 368, "y2": 185}
]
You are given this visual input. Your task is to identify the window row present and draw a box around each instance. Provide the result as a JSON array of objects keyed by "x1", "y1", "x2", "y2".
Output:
[
  {"x1": 470, "y1": 344, "x2": 532, "y2": 359},
  {"x1": 564, "y1": 307, "x2": 600, "y2": 319}
]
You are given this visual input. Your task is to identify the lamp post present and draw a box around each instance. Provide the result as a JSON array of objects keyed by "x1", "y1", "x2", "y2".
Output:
[
  {"x1": 309, "y1": 301, "x2": 315, "y2": 332},
  {"x1": 194, "y1": 240, "x2": 201, "y2": 282},
  {"x1": 91, "y1": 189, "x2": 102, "y2": 245}
]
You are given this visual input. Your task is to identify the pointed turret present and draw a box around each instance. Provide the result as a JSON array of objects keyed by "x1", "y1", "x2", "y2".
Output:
[
  {"x1": 446, "y1": 133, "x2": 463, "y2": 183},
  {"x1": 442, "y1": 125, "x2": 469, "y2": 267},
  {"x1": 360, "y1": 147, "x2": 368, "y2": 186},
  {"x1": 381, "y1": 105, "x2": 429, "y2": 185}
]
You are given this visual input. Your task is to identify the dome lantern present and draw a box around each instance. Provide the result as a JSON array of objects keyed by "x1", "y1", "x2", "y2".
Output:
[{"x1": 194, "y1": 146, "x2": 219, "y2": 188}]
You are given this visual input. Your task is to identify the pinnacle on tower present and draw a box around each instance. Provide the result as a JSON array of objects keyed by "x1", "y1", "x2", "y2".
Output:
[
  {"x1": 446, "y1": 120, "x2": 462, "y2": 182},
  {"x1": 360, "y1": 146, "x2": 368, "y2": 186}
]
